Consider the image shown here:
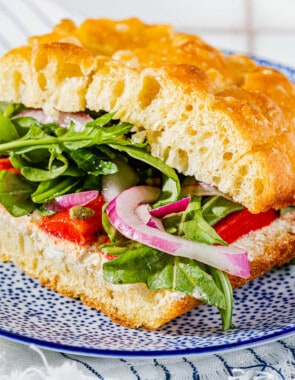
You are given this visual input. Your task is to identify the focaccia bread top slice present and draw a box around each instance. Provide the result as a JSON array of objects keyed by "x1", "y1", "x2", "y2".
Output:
[{"x1": 0, "y1": 18, "x2": 295, "y2": 213}]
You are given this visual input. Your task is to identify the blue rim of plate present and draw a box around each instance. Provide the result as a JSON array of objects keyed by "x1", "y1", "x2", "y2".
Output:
[
  {"x1": 0, "y1": 56, "x2": 295, "y2": 358},
  {"x1": 0, "y1": 326, "x2": 295, "y2": 358},
  {"x1": 0, "y1": 318, "x2": 295, "y2": 358}
]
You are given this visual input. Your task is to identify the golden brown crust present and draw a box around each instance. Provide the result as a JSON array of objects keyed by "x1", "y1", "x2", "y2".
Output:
[
  {"x1": 0, "y1": 41, "x2": 97, "y2": 114},
  {"x1": 229, "y1": 211, "x2": 295, "y2": 288},
  {"x1": 0, "y1": 17, "x2": 295, "y2": 213}
]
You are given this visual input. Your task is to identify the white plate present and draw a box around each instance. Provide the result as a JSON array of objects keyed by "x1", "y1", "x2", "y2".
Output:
[{"x1": 0, "y1": 58, "x2": 295, "y2": 358}]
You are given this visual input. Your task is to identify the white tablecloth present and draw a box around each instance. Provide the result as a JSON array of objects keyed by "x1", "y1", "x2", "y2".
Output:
[
  {"x1": 0, "y1": 1, "x2": 294, "y2": 378},
  {"x1": 0, "y1": 335, "x2": 294, "y2": 379}
]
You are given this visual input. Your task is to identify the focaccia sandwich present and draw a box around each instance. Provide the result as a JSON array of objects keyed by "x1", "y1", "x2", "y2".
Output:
[{"x1": 0, "y1": 18, "x2": 294, "y2": 329}]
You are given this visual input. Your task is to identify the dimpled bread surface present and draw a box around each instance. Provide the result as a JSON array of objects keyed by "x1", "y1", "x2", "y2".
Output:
[{"x1": 0, "y1": 18, "x2": 295, "y2": 212}]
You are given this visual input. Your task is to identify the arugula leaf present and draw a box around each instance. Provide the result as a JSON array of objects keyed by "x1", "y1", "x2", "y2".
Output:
[
  {"x1": 207, "y1": 267, "x2": 235, "y2": 330},
  {"x1": 0, "y1": 171, "x2": 36, "y2": 216},
  {"x1": 69, "y1": 148, "x2": 118, "y2": 176},
  {"x1": 182, "y1": 218, "x2": 224, "y2": 245},
  {"x1": 0, "y1": 101, "x2": 25, "y2": 117},
  {"x1": 110, "y1": 142, "x2": 180, "y2": 204},
  {"x1": 103, "y1": 245, "x2": 226, "y2": 309},
  {"x1": 0, "y1": 116, "x2": 131, "y2": 155},
  {"x1": 202, "y1": 195, "x2": 243, "y2": 226},
  {"x1": 0, "y1": 131, "x2": 60, "y2": 155},
  {"x1": 0, "y1": 108, "x2": 180, "y2": 215},
  {"x1": 85, "y1": 111, "x2": 117, "y2": 127},
  {"x1": 0, "y1": 114, "x2": 20, "y2": 143},
  {"x1": 157, "y1": 175, "x2": 180, "y2": 207},
  {"x1": 62, "y1": 120, "x2": 133, "y2": 151},
  {"x1": 21, "y1": 153, "x2": 69, "y2": 181},
  {"x1": 31, "y1": 177, "x2": 81, "y2": 203},
  {"x1": 21, "y1": 165, "x2": 68, "y2": 182},
  {"x1": 79, "y1": 174, "x2": 100, "y2": 191},
  {"x1": 162, "y1": 196, "x2": 226, "y2": 245}
]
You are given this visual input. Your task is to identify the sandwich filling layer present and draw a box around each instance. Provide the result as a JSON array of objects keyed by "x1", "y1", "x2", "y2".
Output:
[{"x1": 0, "y1": 103, "x2": 294, "y2": 329}]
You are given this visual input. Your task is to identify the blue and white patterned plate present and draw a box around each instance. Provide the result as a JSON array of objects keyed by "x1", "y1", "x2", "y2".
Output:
[
  {"x1": 0, "y1": 58, "x2": 295, "y2": 358},
  {"x1": 0, "y1": 261, "x2": 294, "y2": 358}
]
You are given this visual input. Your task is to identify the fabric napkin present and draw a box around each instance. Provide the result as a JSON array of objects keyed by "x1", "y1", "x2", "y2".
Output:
[
  {"x1": 0, "y1": 1, "x2": 294, "y2": 379},
  {"x1": 0, "y1": 335, "x2": 294, "y2": 379}
]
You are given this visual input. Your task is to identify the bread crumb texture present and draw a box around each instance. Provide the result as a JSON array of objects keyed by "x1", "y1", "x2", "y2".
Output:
[{"x1": 0, "y1": 18, "x2": 295, "y2": 213}]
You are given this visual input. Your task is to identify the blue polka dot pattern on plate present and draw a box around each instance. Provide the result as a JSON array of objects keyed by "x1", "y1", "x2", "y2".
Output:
[{"x1": 0, "y1": 260, "x2": 294, "y2": 357}]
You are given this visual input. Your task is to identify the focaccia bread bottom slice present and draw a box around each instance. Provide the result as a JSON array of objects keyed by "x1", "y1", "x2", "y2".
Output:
[
  {"x1": 0, "y1": 207, "x2": 199, "y2": 329},
  {"x1": 0, "y1": 207, "x2": 295, "y2": 329}
]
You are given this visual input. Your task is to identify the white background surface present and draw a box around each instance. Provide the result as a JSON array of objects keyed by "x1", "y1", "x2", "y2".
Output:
[
  {"x1": 0, "y1": 0, "x2": 294, "y2": 67},
  {"x1": 65, "y1": 0, "x2": 295, "y2": 66},
  {"x1": 40, "y1": 0, "x2": 295, "y2": 67}
]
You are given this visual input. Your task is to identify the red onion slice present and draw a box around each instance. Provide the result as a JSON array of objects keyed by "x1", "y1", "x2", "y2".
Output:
[
  {"x1": 46, "y1": 190, "x2": 99, "y2": 212},
  {"x1": 106, "y1": 186, "x2": 250, "y2": 278},
  {"x1": 17, "y1": 110, "x2": 92, "y2": 131},
  {"x1": 136, "y1": 204, "x2": 165, "y2": 231},
  {"x1": 181, "y1": 182, "x2": 233, "y2": 200},
  {"x1": 150, "y1": 197, "x2": 191, "y2": 218}
]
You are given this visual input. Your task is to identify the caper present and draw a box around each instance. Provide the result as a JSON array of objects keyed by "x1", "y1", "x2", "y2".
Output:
[{"x1": 69, "y1": 206, "x2": 94, "y2": 220}]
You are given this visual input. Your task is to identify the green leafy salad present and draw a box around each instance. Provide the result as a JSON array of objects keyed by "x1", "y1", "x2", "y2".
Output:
[{"x1": 0, "y1": 101, "x2": 248, "y2": 330}]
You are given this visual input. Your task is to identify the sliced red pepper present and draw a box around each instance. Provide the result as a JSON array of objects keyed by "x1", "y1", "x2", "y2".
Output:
[
  {"x1": 214, "y1": 208, "x2": 278, "y2": 244},
  {"x1": 0, "y1": 157, "x2": 21, "y2": 174},
  {"x1": 39, "y1": 195, "x2": 107, "y2": 245}
]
